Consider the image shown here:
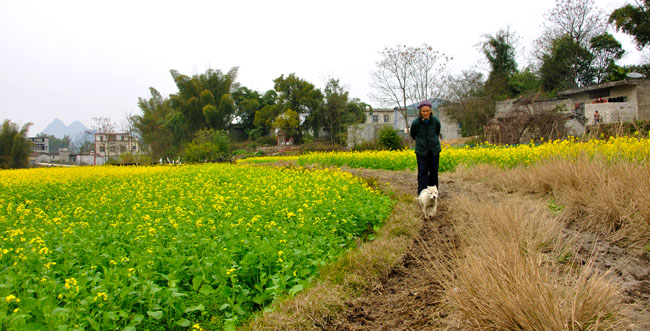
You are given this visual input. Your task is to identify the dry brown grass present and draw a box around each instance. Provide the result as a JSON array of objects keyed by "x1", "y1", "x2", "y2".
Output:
[
  {"x1": 455, "y1": 157, "x2": 650, "y2": 251},
  {"x1": 424, "y1": 185, "x2": 629, "y2": 330},
  {"x1": 242, "y1": 189, "x2": 420, "y2": 330}
]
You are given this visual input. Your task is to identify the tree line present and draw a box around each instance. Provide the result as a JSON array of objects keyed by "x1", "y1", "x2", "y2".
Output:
[{"x1": 132, "y1": 70, "x2": 370, "y2": 160}]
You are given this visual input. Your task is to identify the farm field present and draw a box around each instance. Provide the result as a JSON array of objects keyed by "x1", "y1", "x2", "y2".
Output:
[
  {"x1": 0, "y1": 164, "x2": 391, "y2": 330},
  {"x1": 2, "y1": 135, "x2": 649, "y2": 330}
]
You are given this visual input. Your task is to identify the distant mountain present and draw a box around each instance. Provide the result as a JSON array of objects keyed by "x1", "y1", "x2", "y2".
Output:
[{"x1": 42, "y1": 119, "x2": 89, "y2": 139}]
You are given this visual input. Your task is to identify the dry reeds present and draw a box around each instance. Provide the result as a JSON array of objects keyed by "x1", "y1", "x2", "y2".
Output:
[
  {"x1": 455, "y1": 156, "x2": 650, "y2": 251},
  {"x1": 425, "y1": 189, "x2": 628, "y2": 330}
]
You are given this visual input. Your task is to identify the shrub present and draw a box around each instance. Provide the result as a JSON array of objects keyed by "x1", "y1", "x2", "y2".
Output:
[
  {"x1": 258, "y1": 136, "x2": 277, "y2": 146},
  {"x1": 352, "y1": 140, "x2": 380, "y2": 151},
  {"x1": 183, "y1": 129, "x2": 231, "y2": 162},
  {"x1": 378, "y1": 126, "x2": 404, "y2": 150},
  {"x1": 299, "y1": 142, "x2": 345, "y2": 153}
]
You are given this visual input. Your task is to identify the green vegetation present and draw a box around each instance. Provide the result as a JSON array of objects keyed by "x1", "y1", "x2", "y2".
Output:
[
  {"x1": 0, "y1": 120, "x2": 32, "y2": 169},
  {"x1": 0, "y1": 164, "x2": 391, "y2": 329}
]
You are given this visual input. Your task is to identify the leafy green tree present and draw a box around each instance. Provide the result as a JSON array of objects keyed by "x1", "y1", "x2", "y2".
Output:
[
  {"x1": 169, "y1": 67, "x2": 238, "y2": 133},
  {"x1": 272, "y1": 109, "x2": 300, "y2": 141},
  {"x1": 323, "y1": 79, "x2": 348, "y2": 144},
  {"x1": 344, "y1": 98, "x2": 370, "y2": 125},
  {"x1": 273, "y1": 74, "x2": 324, "y2": 140},
  {"x1": 232, "y1": 87, "x2": 278, "y2": 138},
  {"x1": 536, "y1": 0, "x2": 604, "y2": 90},
  {"x1": 540, "y1": 34, "x2": 594, "y2": 93},
  {"x1": 508, "y1": 67, "x2": 542, "y2": 96},
  {"x1": 133, "y1": 88, "x2": 177, "y2": 159},
  {"x1": 135, "y1": 68, "x2": 239, "y2": 159},
  {"x1": 609, "y1": 0, "x2": 650, "y2": 50},
  {"x1": 589, "y1": 33, "x2": 625, "y2": 83},
  {"x1": 0, "y1": 120, "x2": 32, "y2": 169},
  {"x1": 182, "y1": 129, "x2": 231, "y2": 162},
  {"x1": 482, "y1": 28, "x2": 518, "y2": 99},
  {"x1": 254, "y1": 104, "x2": 284, "y2": 135}
]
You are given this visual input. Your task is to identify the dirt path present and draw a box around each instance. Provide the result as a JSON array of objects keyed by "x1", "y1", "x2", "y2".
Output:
[
  {"x1": 319, "y1": 169, "x2": 459, "y2": 330},
  {"x1": 322, "y1": 168, "x2": 650, "y2": 330}
]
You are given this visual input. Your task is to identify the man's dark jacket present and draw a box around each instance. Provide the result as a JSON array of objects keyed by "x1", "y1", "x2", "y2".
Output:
[{"x1": 409, "y1": 117, "x2": 441, "y2": 155}]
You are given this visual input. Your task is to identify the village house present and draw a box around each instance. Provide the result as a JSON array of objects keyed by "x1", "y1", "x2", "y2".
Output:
[
  {"x1": 93, "y1": 132, "x2": 141, "y2": 165},
  {"x1": 494, "y1": 78, "x2": 650, "y2": 139},
  {"x1": 29, "y1": 136, "x2": 49, "y2": 153},
  {"x1": 27, "y1": 136, "x2": 69, "y2": 166}
]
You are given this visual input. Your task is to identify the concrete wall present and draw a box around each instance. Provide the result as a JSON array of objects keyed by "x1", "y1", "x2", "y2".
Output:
[
  {"x1": 437, "y1": 109, "x2": 463, "y2": 140},
  {"x1": 637, "y1": 80, "x2": 650, "y2": 120},
  {"x1": 347, "y1": 123, "x2": 391, "y2": 148},
  {"x1": 585, "y1": 102, "x2": 637, "y2": 125},
  {"x1": 495, "y1": 99, "x2": 572, "y2": 118}
]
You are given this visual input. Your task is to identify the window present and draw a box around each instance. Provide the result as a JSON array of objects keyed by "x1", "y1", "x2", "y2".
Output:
[
  {"x1": 99, "y1": 146, "x2": 105, "y2": 153},
  {"x1": 589, "y1": 89, "x2": 610, "y2": 99},
  {"x1": 372, "y1": 115, "x2": 379, "y2": 123},
  {"x1": 99, "y1": 135, "x2": 104, "y2": 142},
  {"x1": 383, "y1": 115, "x2": 390, "y2": 122},
  {"x1": 110, "y1": 146, "x2": 116, "y2": 153},
  {"x1": 132, "y1": 145, "x2": 137, "y2": 151}
]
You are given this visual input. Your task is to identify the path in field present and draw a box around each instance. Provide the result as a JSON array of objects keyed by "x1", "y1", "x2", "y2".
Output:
[
  {"x1": 323, "y1": 168, "x2": 650, "y2": 330},
  {"x1": 322, "y1": 169, "x2": 460, "y2": 330}
]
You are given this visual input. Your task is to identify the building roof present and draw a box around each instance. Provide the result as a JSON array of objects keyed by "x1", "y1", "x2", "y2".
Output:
[{"x1": 558, "y1": 78, "x2": 647, "y2": 97}]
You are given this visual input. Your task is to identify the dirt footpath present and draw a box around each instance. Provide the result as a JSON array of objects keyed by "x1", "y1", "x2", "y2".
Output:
[{"x1": 322, "y1": 169, "x2": 459, "y2": 330}]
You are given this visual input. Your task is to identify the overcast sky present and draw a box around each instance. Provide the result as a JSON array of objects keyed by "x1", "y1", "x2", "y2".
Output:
[{"x1": 0, "y1": 0, "x2": 644, "y2": 135}]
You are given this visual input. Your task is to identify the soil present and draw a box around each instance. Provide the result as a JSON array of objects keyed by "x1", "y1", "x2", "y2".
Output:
[{"x1": 320, "y1": 168, "x2": 650, "y2": 330}]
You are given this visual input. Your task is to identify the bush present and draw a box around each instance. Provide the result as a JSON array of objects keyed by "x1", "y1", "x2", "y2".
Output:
[
  {"x1": 257, "y1": 136, "x2": 277, "y2": 146},
  {"x1": 379, "y1": 126, "x2": 404, "y2": 150},
  {"x1": 352, "y1": 140, "x2": 381, "y2": 151},
  {"x1": 299, "y1": 142, "x2": 345, "y2": 153},
  {"x1": 183, "y1": 129, "x2": 231, "y2": 162}
]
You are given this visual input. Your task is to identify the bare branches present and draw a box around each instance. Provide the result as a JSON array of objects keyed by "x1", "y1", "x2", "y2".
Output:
[{"x1": 370, "y1": 44, "x2": 451, "y2": 131}]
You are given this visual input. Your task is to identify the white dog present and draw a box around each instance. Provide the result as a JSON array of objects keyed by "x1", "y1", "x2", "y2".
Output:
[{"x1": 418, "y1": 185, "x2": 438, "y2": 219}]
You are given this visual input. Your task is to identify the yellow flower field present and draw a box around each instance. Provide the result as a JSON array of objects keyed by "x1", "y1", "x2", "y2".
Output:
[{"x1": 0, "y1": 164, "x2": 391, "y2": 330}]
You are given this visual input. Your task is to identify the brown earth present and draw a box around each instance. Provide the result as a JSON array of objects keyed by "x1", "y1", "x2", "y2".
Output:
[{"x1": 320, "y1": 168, "x2": 650, "y2": 330}]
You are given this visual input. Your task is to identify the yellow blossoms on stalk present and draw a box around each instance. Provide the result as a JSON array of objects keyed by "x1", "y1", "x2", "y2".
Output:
[
  {"x1": 94, "y1": 292, "x2": 108, "y2": 301},
  {"x1": 279, "y1": 135, "x2": 650, "y2": 171},
  {"x1": 64, "y1": 278, "x2": 78, "y2": 291},
  {"x1": 5, "y1": 294, "x2": 19, "y2": 303}
]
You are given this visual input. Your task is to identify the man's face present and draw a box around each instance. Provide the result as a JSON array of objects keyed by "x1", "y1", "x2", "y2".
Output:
[{"x1": 420, "y1": 106, "x2": 431, "y2": 119}]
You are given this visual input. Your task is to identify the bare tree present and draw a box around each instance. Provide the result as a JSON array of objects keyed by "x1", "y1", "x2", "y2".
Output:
[
  {"x1": 409, "y1": 45, "x2": 451, "y2": 105},
  {"x1": 534, "y1": 0, "x2": 606, "y2": 60},
  {"x1": 547, "y1": 0, "x2": 604, "y2": 44},
  {"x1": 370, "y1": 44, "x2": 451, "y2": 132}
]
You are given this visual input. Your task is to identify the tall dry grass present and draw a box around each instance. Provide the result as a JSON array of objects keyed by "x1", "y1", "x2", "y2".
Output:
[
  {"x1": 455, "y1": 156, "x2": 650, "y2": 251},
  {"x1": 424, "y1": 181, "x2": 628, "y2": 329}
]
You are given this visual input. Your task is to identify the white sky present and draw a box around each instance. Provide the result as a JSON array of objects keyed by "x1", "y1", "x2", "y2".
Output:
[{"x1": 0, "y1": 0, "x2": 643, "y2": 135}]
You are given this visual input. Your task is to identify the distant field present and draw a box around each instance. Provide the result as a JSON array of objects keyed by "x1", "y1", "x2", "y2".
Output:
[{"x1": 238, "y1": 136, "x2": 650, "y2": 171}]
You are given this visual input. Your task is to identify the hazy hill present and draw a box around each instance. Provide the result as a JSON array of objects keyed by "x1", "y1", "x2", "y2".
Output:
[{"x1": 42, "y1": 119, "x2": 89, "y2": 139}]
